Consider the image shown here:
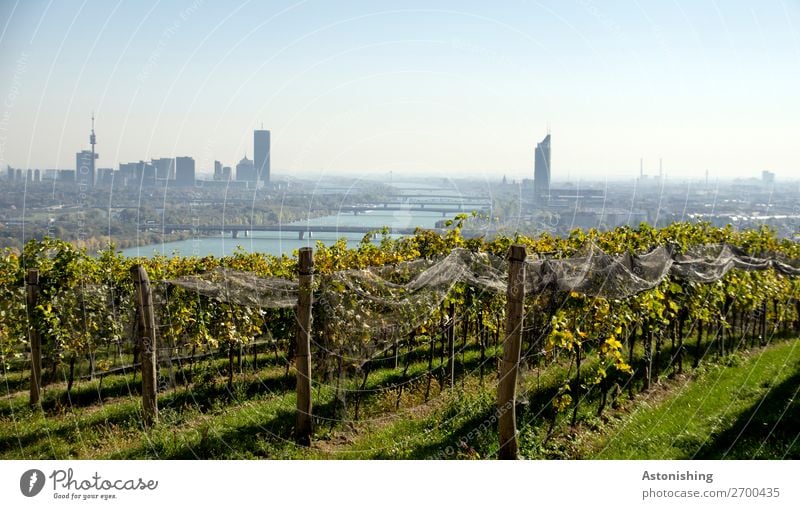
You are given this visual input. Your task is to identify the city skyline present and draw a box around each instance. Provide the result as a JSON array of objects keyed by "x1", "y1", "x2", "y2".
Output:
[{"x1": 0, "y1": 1, "x2": 798, "y2": 179}]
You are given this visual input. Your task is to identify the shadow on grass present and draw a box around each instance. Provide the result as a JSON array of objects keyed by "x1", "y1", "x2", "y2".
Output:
[
  {"x1": 0, "y1": 371, "x2": 298, "y2": 456},
  {"x1": 0, "y1": 366, "x2": 296, "y2": 419},
  {"x1": 115, "y1": 398, "x2": 347, "y2": 459},
  {"x1": 0, "y1": 402, "x2": 142, "y2": 456},
  {"x1": 693, "y1": 364, "x2": 800, "y2": 459}
]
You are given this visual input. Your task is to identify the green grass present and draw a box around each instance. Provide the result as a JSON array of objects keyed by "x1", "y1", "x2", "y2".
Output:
[
  {"x1": 1, "y1": 333, "x2": 798, "y2": 459},
  {"x1": 588, "y1": 338, "x2": 800, "y2": 459}
]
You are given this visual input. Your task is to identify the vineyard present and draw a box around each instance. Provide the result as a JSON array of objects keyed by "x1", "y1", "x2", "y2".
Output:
[{"x1": 1, "y1": 220, "x2": 799, "y2": 459}]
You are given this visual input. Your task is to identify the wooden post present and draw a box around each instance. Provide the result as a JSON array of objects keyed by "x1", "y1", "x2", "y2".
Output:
[
  {"x1": 131, "y1": 264, "x2": 158, "y2": 426},
  {"x1": 643, "y1": 323, "x2": 652, "y2": 392},
  {"x1": 26, "y1": 269, "x2": 42, "y2": 407},
  {"x1": 446, "y1": 301, "x2": 456, "y2": 388},
  {"x1": 295, "y1": 247, "x2": 314, "y2": 445},
  {"x1": 498, "y1": 244, "x2": 526, "y2": 460}
]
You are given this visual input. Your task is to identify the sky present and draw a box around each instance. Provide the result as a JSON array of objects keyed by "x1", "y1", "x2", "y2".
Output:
[{"x1": 0, "y1": 0, "x2": 798, "y2": 181}]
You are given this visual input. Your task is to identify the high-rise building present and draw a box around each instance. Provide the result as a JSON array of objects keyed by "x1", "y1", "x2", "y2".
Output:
[
  {"x1": 175, "y1": 156, "x2": 195, "y2": 186},
  {"x1": 96, "y1": 168, "x2": 114, "y2": 185},
  {"x1": 57, "y1": 169, "x2": 75, "y2": 181},
  {"x1": 254, "y1": 129, "x2": 270, "y2": 183},
  {"x1": 152, "y1": 158, "x2": 175, "y2": 180},
  {"x1": 6, "y1": 166, "x2": 13, "y2": 180},
  {"x1": 119, "y1": 161, "x2": 155, "y2": 186},
  {"x1": 213, "y1": 160, "x2": 232, "y2": 181},
  {"x1": 236, "y1": 155, "x2": 255, "y2": 182},
  {"x1": 534, "y1": 134, "x2": 551, "y2": 203},
  {"x1": 76, "y1": 150, "x2": 95, "y2": 186}
]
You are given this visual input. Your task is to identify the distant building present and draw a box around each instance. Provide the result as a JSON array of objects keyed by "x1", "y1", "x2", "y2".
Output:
[
  {"x1": 199, "y1": 179, "x2": 249, "y2": 190},
  {"x1": 16, "y1": 169, "x2": 22, "y2": 180},
  {"x1": 534, "y1": 134, "x2": 551, "y2": 203},
  {"x1": 762, "y1": 170, "x2": 775, "y2": 184},
  {"x1": 118, "y1": 162, "x2": 137, "y2": 182},
  {"x1": 175, "y1": 156, "x2": 195, "y2": 186},
  {"x1": 254, "y1": 129, "x2": 270, "y2": 183},
  {"x1": 6, "y1": 166, "x2": 13, "y2": 181},
  {"x1": 236, "y1": 155, "x2": 255, "y2": 182},
  {"x1": 213, "y1": 160, "x2": 232, "y2": 181},
  {"x1": 119, "y1": 161, "x2": 156, "y2": 186},
  {"x1": 34, "y1": 169, "x2": 40, "y2": 182},
  {"x1": 96, "y1": 167, "x2": 114, "y2": 185},
  {"x1": 57, "y1": 169, "x2": 75, "y2": 181},
  {"x1": 76, "y1": 150, "x2": 96, "y2": 187},
  {"x1": 152, "y1": 157, "x2": 175, "y2": 180}
]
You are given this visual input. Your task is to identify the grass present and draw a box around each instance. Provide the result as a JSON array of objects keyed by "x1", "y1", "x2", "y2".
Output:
[
  {"x1": 586, "y1": 338, "x2": 800, "y2": 459},
  {"x1": 1, "y1": 331, "x2": 798, "y2": 459}
]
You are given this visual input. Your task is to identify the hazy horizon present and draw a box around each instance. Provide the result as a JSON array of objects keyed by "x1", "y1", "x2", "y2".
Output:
[{"x1": 1, "y1": 1, "x2": 798, "y2": 179}]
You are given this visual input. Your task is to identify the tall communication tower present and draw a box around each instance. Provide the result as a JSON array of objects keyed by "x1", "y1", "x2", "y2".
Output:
[
  {"x1": 90, "y1": 113, "x2": 96, "y2": 157},
  {"x1": 90, "y1": 113, "x2": 97, "y2": 186}
]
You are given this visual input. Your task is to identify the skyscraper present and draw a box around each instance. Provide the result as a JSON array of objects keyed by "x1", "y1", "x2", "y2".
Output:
[
  {"x1": 236, "y1": 155, "x2": 255, "y2": 182},
  {"x1": 152, "y1": 157, "x2": 175, "y2": 180},
  {"x1": 175, "y1": 156, "x2": 195, "y2": 186},
  {"x1": 119, "y1": 161, "x2": 156, "y2": 186},
  {"x1": 534, "y1": 134, "x2": 551, "y2": 203},
  {"x1": 213, "y1": 160, "x2": 231, "y2": 181},
  {"x1": 76, "y1": 150, "x2": 95, "y2": 186},
  {"x1": 254, "y1": 129, "x2": 270, "y2": 183}
]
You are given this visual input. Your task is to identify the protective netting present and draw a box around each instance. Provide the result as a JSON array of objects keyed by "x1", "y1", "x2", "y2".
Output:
[
  {"x1": 314, "y1": 248, "x2": 507, "y2": 367},
  {"x1": 165, "y1": 267, "x2": 298, "y2": 309},
  {"x1": 163, "y1": 244, "x2": 800, "y2": 366},
  {"x1": 671, "y1": 244, "x2": 769, "y2": 282},
  {"x1": 524, "y1": 245, "x2": 673, "y2": 299}
]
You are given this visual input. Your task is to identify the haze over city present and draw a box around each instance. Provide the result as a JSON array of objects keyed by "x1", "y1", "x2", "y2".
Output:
[{"x1": 0, "y1": 0, "x2": 798, "y2": 180}]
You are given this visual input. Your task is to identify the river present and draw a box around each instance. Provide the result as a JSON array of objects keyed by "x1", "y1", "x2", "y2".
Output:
[{"x1": 120, "y1": 209, "x2": 447, "y2": 258}]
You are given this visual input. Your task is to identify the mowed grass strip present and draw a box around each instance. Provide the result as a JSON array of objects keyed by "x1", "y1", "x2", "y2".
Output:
[{"x1": 589, "y1": 339, "x2": 800, "y2": 459}]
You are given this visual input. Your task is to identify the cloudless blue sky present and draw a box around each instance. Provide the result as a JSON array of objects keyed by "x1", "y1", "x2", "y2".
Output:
[{"x1": 0, "y1": 0, "x2": 798, "y2": 180}]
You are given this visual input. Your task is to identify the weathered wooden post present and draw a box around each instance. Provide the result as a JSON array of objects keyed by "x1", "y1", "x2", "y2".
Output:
[
  {"x1": 498, "y1": 244, "x2": 526, "y2": 460},
  {"x1": 295, "y1": 247, "x2": 314, "y2": 445},
  {"x1": 131, "y1": 264, "x2": 158, "y2": 426},
  {"x1": 26, "y1": 269, "x2": 42, "y2": 407},
  {"x1": 446, "y1": 301, "x2": 456, "y2": 388}
]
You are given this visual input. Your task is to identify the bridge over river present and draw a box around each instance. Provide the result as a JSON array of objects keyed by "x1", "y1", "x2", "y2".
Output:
[
  {"x1": 310, "y1": 204, "x2": 489, "y2": 215},
  {"x1": 141, "y1": 223, "x2": 444, "y2": 239}
]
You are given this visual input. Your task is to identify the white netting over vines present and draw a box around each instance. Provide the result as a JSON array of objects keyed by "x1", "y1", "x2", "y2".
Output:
[
  {"x1": 671, "y1": 244, "x2": 771, "y2": 282},
  {"x1": 313, "y1": 248, "x2": 507, "y2": 367},
  {"x1": 165, "y1": 267, "x2": 298, "y2": 309},
  {"x1": 524, "y1": 245, "x2": 673, "y2": 299},
  {"x1": 163, "y1": 244, "x2": 800, "y2": 367}
]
